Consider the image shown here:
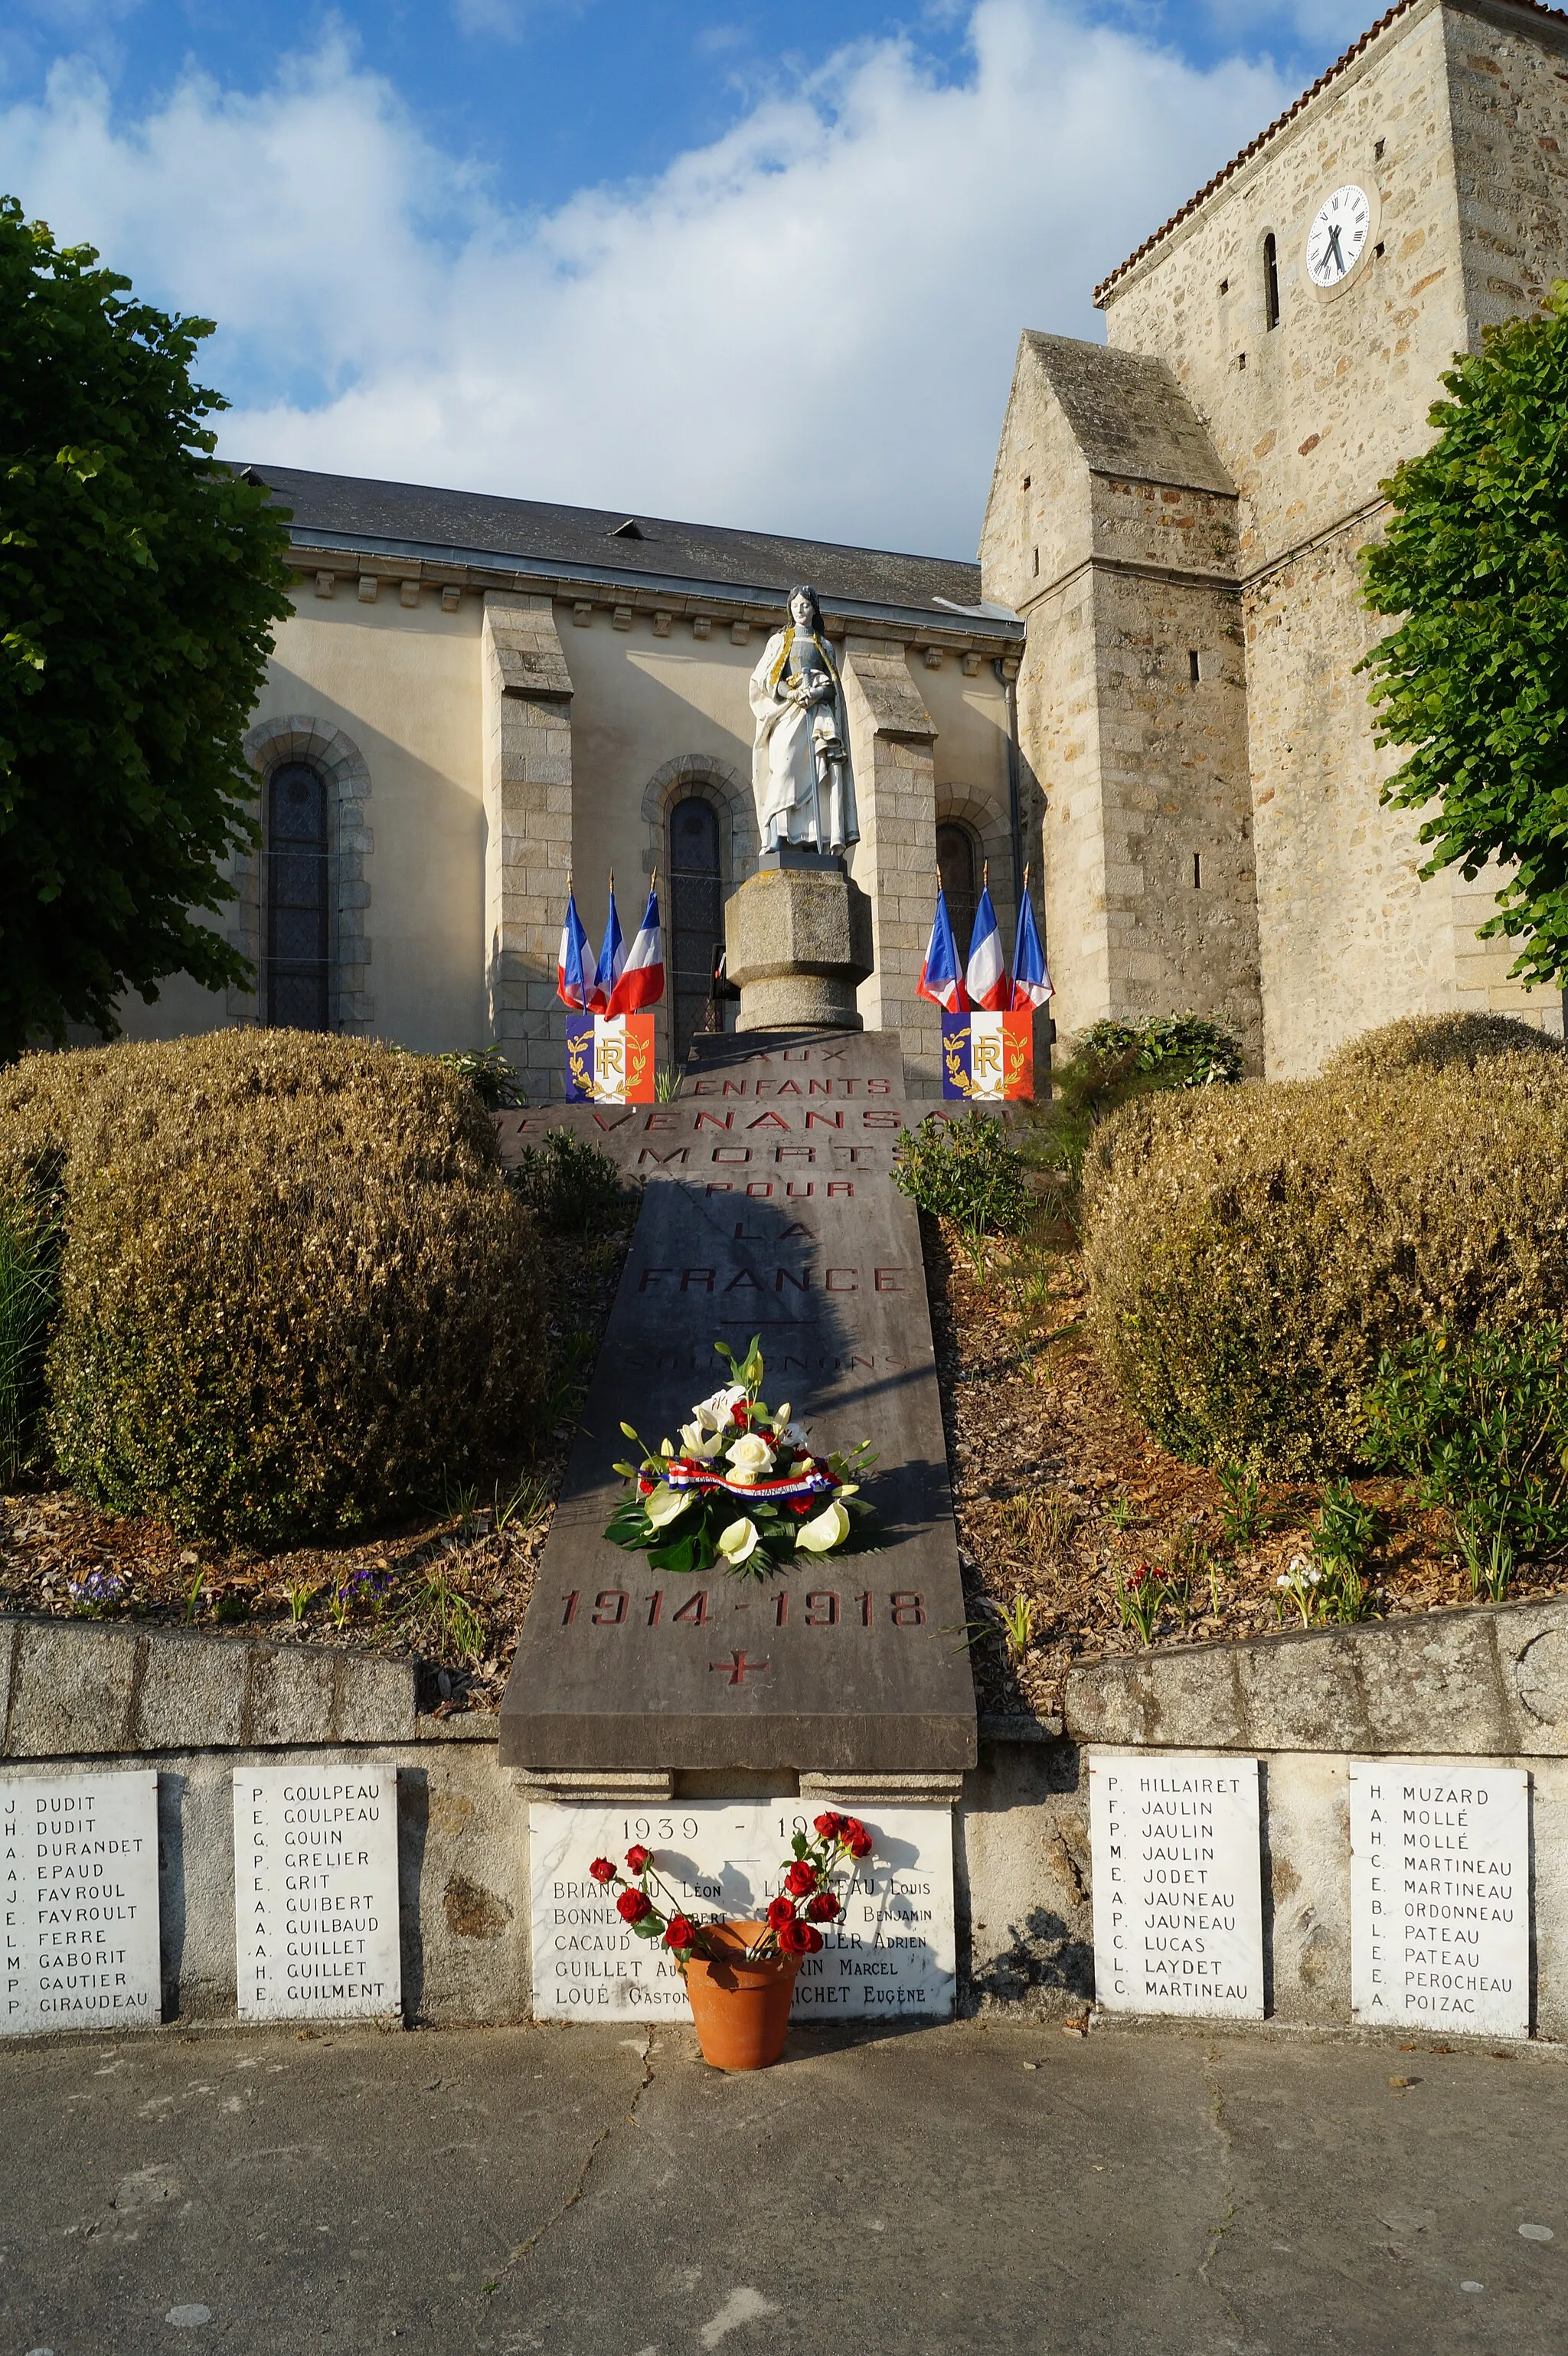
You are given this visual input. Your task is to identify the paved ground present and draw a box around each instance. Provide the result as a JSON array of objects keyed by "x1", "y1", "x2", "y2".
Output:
[{"x1": 0, "y1": 2017, "x2": 1563, "y2": 2356}]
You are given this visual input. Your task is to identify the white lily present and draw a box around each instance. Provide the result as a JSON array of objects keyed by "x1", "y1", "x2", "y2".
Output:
[
  {"x1": 678, "y1": 1421, "x2": 725, "y2": 1460},
  {"x1": 695, "y1": 1384, "x2": 748, "y2": 1433},
  {"x1": 717, "y1": 1517, "x2": 760, "y2": 1567},
  {"x1": 795, "y1": 1499, "x2": 851, "y2": 1553}
]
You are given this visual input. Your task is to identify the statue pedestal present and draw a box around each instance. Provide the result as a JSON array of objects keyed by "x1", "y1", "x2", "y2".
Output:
[{"x1": 724, "y1": 863, "x2": 874, "y2": 1031}]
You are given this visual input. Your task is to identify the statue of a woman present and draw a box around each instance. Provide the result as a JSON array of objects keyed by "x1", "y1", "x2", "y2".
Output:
[{"x1": 748, "y1": 585, "x2": 859, "y2": 856}]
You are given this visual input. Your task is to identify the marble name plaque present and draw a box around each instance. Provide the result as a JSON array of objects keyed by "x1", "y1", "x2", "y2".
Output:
[
  {"x1": 3, "y1": 1770, "x2": 161, "y2": 2037},
  {"x1": 234, "y1": 1766, "x2": 402, "y2": 2023},
  {"x1": 1350, "y1": 1760, "x2": 1530, "y2": 2038},
  {"x1": 529, "y1": 1799, "x2": 956, "y2": 2021},
  {"x1": 1089, "y1": 1751, "x2": 1264, "y2": 2020}
]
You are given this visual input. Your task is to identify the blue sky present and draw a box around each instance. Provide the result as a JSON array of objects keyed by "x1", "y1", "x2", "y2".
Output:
[{"x1": 0, "y1": 1, "x2": 1377, "y2": 552}]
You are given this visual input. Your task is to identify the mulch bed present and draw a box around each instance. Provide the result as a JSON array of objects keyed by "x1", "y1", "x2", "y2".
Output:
[
  {"x1": 5, "y1": 1194, "x2": 1563, "y2": 1724},
  {"x1": 924, "y1": 1212, "x2": 1568, "y2": 1723}
]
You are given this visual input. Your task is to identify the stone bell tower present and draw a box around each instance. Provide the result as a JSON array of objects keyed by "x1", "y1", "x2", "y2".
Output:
[{"x1": 986, "y1": 0, "x2": 1568, "y2": 1077}]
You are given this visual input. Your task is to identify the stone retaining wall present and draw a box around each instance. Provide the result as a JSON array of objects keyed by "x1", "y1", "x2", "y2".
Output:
[{"x1": 7, "y1": 1599, "x2": 1568, "y2": 2040}]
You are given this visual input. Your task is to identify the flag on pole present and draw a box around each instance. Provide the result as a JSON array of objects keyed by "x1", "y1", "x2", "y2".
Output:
[
  {"x1": 1010, "y1": 875, "x2": 1054, "y2": 1011},
  {"x1": 556, "y1": 882, "x2": 597, "y2": 1011},
  {"x1": 592, "y1": 877, "x2": 626, "y2": 1016},
  {"x1": 965, "y1": 872, "x2": 1011, "y2": 1011},
  {"x1": 606, "y1": 879, "x2": 665, "y2": 1015},
  {"x1": 917, "y1": 883, "x2": 968, "y2": 1013}
]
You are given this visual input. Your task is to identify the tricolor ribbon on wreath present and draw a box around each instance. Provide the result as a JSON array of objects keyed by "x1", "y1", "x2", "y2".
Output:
[
  {"x1": 916, "y1": 862, "x2": 1053, "y2": 1101},
  {"x1": 653, "y1": 1460, "x2": 836, "y2": 1505},
  {"x1": 557, "y1": 873, "x2": 665, "y2": 1103}
]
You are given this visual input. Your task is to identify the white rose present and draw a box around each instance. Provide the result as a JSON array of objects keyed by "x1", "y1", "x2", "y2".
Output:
[
  {"x1": 726, "y1": 1433, "x2": 776, "y2": 1483},
  {"x1": 696, "y1": 1384, "x2": 747, "y2": 1433},
  {"x1": 645, "y1": 1483, "x2": 692, "y2": 1530},
  {"x1": 795, "y1": 1499, "x2": 851, "y2": 1553},
  {"x1": 717, "y1": 1517, "x2": 760, "y2": 1567},
  {"x1": 678, "y1": 1422, "x2": 725, "y2": 1460}
]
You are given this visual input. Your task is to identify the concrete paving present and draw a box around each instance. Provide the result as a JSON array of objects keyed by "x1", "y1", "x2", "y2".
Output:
[{"x1": 0, "y1": 2017, "x2": 1563, "y2": 2355}]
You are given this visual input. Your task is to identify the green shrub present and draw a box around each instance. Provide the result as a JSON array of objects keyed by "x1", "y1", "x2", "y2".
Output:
[
  {"x1": 511, "y1": 1128, "x2": 630, "y2": 1238},
  {"x1": 1077, "y1": 1015, "x2": 1243, "y2": 1089},
  {"x1": 1321, "y1": 1010, "x2": 1566, "y2": 1083},
  {"x1": 1365, "y1": 1322, "x2": 1568, "y2": 1554},
  {"x1": 893, "y1": 1113, "x2": 1031, "y2": 1242},
  {"x1": 0, "y1": 1030, "x2": 545, "y2": 1541},
  {"x1": 1083, "y1": 1027, "x2": 1568, "y2": 1475},
  {"x1": 0, "y1": 1186, "x2": 57, "y2": 1482}
]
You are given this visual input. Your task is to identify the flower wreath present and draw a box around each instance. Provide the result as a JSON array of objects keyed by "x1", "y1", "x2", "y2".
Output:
[{"x1": 604, "y1": 1335, "x2": 876, "y2": 1578}]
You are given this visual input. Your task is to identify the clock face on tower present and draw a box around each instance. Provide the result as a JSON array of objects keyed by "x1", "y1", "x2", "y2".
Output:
[{"x1": 1305, "y1": 184, "x2": 1371, "y2": 288}]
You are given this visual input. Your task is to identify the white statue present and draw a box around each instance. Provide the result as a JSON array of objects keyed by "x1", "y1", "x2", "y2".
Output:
[{"x1": 748, "y1": 584, "x2": 858, "y2": 857}]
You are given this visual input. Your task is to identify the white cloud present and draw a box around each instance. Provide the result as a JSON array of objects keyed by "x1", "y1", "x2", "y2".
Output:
[{"x1": 0, "y1": 4, "x2": 1289, "y2": 554}]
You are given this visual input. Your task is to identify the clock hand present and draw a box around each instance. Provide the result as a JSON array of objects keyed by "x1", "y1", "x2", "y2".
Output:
[{"x1": 1325, "y1": 222, "x2": 1345, "y2": 276}]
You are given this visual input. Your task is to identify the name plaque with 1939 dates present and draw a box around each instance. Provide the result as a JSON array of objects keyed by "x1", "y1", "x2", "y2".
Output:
[
  {"x1": 3, "y1": 1769, "x2": 162, "y2": 2037},
  {"x1": 1089, "y1": 1750, "x2": 1265, "y2": 2021},
  {"x1": 1350, "y1": 1760, "x2": 1530, "y2": 2037},
  {"x1": 529, "y1": 1799, "x2": 956, "y2": 2020},
  {"x1": 233, "y1": 1765, "x2": 402, "y2": 2023}
]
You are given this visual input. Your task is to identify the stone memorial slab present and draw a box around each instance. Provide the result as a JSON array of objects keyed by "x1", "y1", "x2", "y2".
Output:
[
  {"x1": 528, "y1": 1798, "x2": 955, "y2": 2020},
  {"x1": 1089, "y1": 1750, "x2": 1264, "y2": 2020},
  {"x1": 1350, "y1": 1760, "x2": 1530, "y2": 2037},
  {"x1": 499, "y1": 1031, "x2": 975, "y2": 1771},
  {"x1": 233, "y1": 1765, "x2": 401, "y2": 2023},
  {"x1": 2, "y1": 1769, "x2": 160, "y2": 2037}
]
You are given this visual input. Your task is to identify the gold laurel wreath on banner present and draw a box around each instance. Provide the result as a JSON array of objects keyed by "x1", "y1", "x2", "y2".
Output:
[
  {"x1": 566, "y1": 1031, "x2": 596, "y2": 1097},
  {"x1": 1004, "y1": 1032, "x2": 1030, "y2": 1095},
  {"x1": 624, "y1": 1024, "x2": 651, "y2": 1093},
  {"x1": 942, "y1": 1024, "x2": 975, "y2": 1097}
]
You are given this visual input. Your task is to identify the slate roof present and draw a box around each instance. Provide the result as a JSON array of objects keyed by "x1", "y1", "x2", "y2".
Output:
[
  {"x1": 1021, "y1": 333, "x2": 1236, "y2": 496},
  {"x1": 247, "y1": 462, "x2": 1014, "y2": 628},
  {"x1": 1093, "y1": 0, "x2": 1568, "y2": 306}
]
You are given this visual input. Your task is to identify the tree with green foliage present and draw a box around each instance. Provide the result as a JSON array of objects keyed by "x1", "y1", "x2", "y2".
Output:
[
  {"x1": 0, "y1": 197, "x2": 291, "y2": 1059},
  {"x1": 1361, "y1": 283, "x2": 1568, "y2": 989}
]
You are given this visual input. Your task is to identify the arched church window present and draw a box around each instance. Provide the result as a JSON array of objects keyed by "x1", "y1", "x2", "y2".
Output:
[
  {"x1": 668, "y1": 794, "x2": 723, "y2": 1067},
  {"x1": 1263, "y1": 232, "x2": 1280, "y2": 331},
  {"x1": 936, "y1": 821, "x2": 979, "y2": 964},
  {"x1": 266, "y1": 762, "x2": 331, "y2": 1030}
]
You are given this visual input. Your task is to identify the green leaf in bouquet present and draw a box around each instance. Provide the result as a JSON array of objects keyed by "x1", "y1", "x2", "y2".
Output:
[
  {"x1": 792, "y1": 1832, "x2": 809, "y2": 1858},
  {"x1": 648, "y1": 1531, "x2": 701, "y2": 1574}
]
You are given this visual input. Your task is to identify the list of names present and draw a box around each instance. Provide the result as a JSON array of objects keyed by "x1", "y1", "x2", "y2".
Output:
[
  {"x1": 233, "y1": 1766, "x2": 402, "y2": 2023},
  {"x1": 3, "y1": 1771, "x2": 161, "y2": 2036},
  {"x1": 1350, "y1": 1761, "x2": 1530, "y2": 2037},
  {"x1": 529, "y1": 1800, "x2": 956, "y2": 2021},
  {"x1": 1089, "y1": 1750, "x2": 1264, "y2": 2020}
]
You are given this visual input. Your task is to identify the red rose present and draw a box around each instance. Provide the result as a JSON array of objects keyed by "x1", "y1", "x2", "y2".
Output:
[
  {"x1": 789, "y1": 1500, "x2": 815, "y2": 1515},
  {"x1": 777, "y1": 1916, "x2": 811, "y2": 1955},
  {"x1": 766, "y1": 1895, "x2": 795, "y2": 1932},
  {"x1": 638, "y1": 1475, "x2": 655, "y2": 1495},
  {"x1": 848, "y1": 1831, "x2": 873, "y2": 1860},
  {"x1": 730, "y1": 1400, "x2": 749, "y2": 1426},
  {"x1": 664, "y1": 1916, "x2": 696, "y2": 1950},
  {"x1": 616, "y1": 1890, "x2": 652, "y2": 1924},
  {"x1": 813, "y1": 1811, "x2": 845, "y2": 1839},
  {"x1": 785, "y1": 1861, "x2": 818, "y2": 1897},
  {"x1": 802, "y1": 1925, "x2": 824, "y2": 1954},
  {"x1": 589, "y1": 1858, "x2": 616, "y2": 1885},
  {"x1": 806, "y1": 1892, "x2": 839, "y2": 1923},
  {"x1": 625, "y1": 1845, "x2": 651, "y2": 1874}
]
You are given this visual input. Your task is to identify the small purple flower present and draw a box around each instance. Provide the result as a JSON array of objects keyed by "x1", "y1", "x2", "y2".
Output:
[
  {"x1": 335, "y1": 1567, "x2": 393, "y2": 1606},
  {"x1": 67, "y1": 1568, "x2": 126, "y2": 1607}
]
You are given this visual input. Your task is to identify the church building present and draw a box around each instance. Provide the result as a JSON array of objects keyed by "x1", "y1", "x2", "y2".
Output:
[{"x1": 122, "y1": 0, "x2": 1568, "y2": 1088}]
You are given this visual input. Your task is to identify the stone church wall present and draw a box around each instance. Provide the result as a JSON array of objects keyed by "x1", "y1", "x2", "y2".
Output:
[{"x1": 1099, "y1": 0, "x2": 1568, "y2": 1074}]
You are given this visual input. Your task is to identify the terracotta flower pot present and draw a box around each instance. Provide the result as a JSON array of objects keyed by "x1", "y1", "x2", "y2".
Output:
[{"x1": 681, "y1": 1920, "x2": 802, "y2": 2071}]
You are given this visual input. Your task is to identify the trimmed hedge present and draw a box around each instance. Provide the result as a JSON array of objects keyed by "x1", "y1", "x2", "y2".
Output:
[
  {"x1": 0, "y1": 1030, "x2": 544, "y2": 1540},
  {"x1": 1083, "y1": 1015, "x2": 1568, "y2": 1476}
]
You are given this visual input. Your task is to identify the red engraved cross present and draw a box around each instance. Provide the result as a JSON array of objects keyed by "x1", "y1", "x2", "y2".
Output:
[{"x1": 710, "y1": 1649, "x2": 770, "y2": 1685}]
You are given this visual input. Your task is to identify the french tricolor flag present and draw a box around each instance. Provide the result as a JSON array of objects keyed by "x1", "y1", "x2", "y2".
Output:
[
  {"x1": 917, "y1": 884, "x2": 968, "y2": 1013},
  {"x1": 556, "y1": 883, "x2": 598, "y2": 1011},
  {"x1": 605, "y1": 880, "x2": 665, "y2": 1015},
  {"x1": 965, "y1": 875, "x2": 1011, "y2": 1012},
  {"x1": 1011, "y1": 877, "x2": 1054, "y2": 1011},
  {"x1": 592, "y1": 878, "x2": 626, "y2": 1016}
]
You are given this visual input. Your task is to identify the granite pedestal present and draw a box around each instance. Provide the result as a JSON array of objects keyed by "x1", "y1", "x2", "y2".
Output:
[
  {"x1": 723, "y1": 863, "x2": 874, "y2": 1031},
  {"x1": 498, "y1": 1030, "x2": 975, "y2": 1775}
]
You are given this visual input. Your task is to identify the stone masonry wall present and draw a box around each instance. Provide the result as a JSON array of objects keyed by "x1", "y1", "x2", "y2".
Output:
[
  {"x1": 841, "y1": 639, "x2": 942, "y2": 1094},
  {"x1": 1100, "y1": 0, "x2": 1568, "y2": 1073},
  {"x1": 481, "y1": 593, "x2": 575, "y2": 1097}
]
